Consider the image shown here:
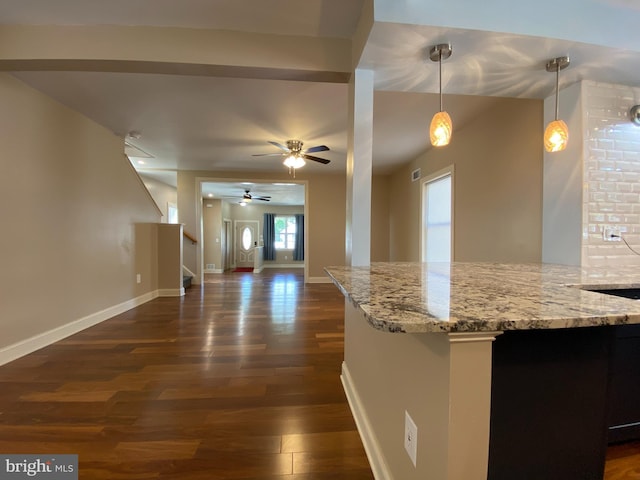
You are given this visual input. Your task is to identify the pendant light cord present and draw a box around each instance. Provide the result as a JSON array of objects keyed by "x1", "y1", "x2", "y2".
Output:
[
  {"x1": 554, "y1": 64, "x2": 560, "y2": 121},
  {"x1": 439, "y1": 52, "x2": 443, "y2": 113}
]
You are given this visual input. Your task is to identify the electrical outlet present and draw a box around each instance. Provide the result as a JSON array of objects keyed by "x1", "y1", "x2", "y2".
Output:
[
  {"x1": 404, "y1": 410, "x2": 418, "y2": 467},
  {"x1": 136, "y1": 274, "x2": 141, "y2": 284},
  {"x1": 603, "y1": 226, "x2": 621, "y2": 241}
]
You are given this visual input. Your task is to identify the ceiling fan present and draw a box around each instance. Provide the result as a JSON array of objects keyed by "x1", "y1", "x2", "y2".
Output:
[
  {"x1": 253, "y1": 140, "x2": 331, "y2": 169},
  {"x1": 223, "y1": 189, "x2": 271, "y2": 204},
  {"x1": 242, "y1": 189, "x2": 270, "y2": 202}
]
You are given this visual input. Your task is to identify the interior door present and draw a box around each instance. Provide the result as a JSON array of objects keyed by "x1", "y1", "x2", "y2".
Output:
[
  {"x1": 235, "y1": 220, "x2": 258, "y2": 268},
  {"x1": 222, "y1": 219, "x2": 232, "y2": 270}
]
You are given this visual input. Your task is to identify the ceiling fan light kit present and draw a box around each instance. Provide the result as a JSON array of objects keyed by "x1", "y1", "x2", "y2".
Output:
[
  {"x1": 429, "y1": 43, "x2": 453, "y2": 147},
  {"x1": 544, "y1": 56, "x2": 570, "y2": 153},
  {"x1": 283, "y1": 154, "x2": 306, "y2": 169},
  {"x1": 253, "y1": 139, "x2": 330, "y2": 176}
]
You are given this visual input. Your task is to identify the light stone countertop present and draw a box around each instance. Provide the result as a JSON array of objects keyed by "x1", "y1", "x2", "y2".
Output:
[{"x1": 324, "y1": 262, "x2": 640, "y2": 333}]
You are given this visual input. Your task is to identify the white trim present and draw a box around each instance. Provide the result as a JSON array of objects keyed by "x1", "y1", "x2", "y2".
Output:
[
  {"x1": 307, "y1": 276, "x2": 333, "y2": 283},
  {"x1": 0, "y1": 290, "x2": 159, "y2": 367},
  {"x1": 253, "y1": 266, "x2": 264, "y2": 273},
  {"x1": 158, "y1": 288, "x2": 185, "y2": 297},
  {"x1": 341, "y1": 362, "x2": 392, "y2": 480},
  {"x1": 448, "y1": 331, "x2": 503, "y2": 343},
  {"x1": 263, "y1": 263, "x2": 304, "y2": 269},
  {"x1": 204, "y1": 268, "x2": 224, "y2": 274},
  {"x1": 234, "y1": 219, "x2": 260, "y2": 267},
  {"x1": 182, "y1": 265, "x2": 196, "y2": 277}
]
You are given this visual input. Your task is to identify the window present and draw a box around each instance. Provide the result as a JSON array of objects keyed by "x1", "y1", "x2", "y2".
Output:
[
  {"x1": 274, "y1": 216, "x2": 297, "y2": 250},
  {"x1": 167, "y1": 203, "x2": 178, "y2": 224},
  {"x1": 422, "y1": 171, "x2": 452, "y2": 262},
  {"x1": 241, "y1": 226, "x2": 253, "y2": 251}
]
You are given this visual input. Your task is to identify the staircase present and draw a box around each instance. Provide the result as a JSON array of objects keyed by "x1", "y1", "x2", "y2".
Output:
[{"x1": 182, "y1": 265, "x2": 195, "y2": 291}]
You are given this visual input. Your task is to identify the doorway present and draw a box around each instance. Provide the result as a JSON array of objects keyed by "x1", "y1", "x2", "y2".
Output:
[{"x1": 421, "y1": 167, "x2": 453, "y2": 262}]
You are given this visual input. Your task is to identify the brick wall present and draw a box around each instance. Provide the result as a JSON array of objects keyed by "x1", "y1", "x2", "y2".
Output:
[{"x1": 583, "y1": 81, "x2": 640, "y2": 267}]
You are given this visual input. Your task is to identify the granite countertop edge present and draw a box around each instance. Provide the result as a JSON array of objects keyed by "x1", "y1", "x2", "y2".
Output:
[{"x1": 324, "y1": 262, "x2": 640, "y2": 334}]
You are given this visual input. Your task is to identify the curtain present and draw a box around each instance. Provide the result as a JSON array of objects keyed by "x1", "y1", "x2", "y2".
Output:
[
  {"x1": 263, "y1": 213, "x2": 276, "y2": 261},
  {"x1": 293, "y1": 214, "x2": 304, "y2": 261}
]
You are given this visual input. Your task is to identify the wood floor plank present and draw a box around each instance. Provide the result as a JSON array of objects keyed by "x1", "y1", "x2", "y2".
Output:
[
  {"x1": 114, "y1": 440, "x2": 201, "y2": 461},
  {"x1": 293, "y1": 450, "x2": 373, "y2": 475},
  {"x1": 282, "y1": 430, "x2": 367, "y2": 453},
  {"x1": 605, "y1": 441, "x2": 640, "y2": 480}
]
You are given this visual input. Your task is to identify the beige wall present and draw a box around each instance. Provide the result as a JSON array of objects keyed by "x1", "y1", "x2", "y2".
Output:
[
  {"x1": 344, "y1": 301, "x2": 495, "y2": 479},
  {"x1": 390, "y1": 97, "x2": 543, "y2": 263},
  {"x1": 179, "y1": 172, "x2": 346, "y2": 281},
  {"x1": 139, "y1": 173, "x2": 177, "y2": 223},
  {"x1": 158, "y1": 224, "x2": 183, "y2": 292},
  {"x1": 371, "y1": 174, "x2": 391, "y2": 261},
  {"x1": 0, "y1": 73, "x2": 161, "y2": 352}
]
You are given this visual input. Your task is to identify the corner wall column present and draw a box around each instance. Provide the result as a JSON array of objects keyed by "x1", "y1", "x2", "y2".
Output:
[
  {"x1": 447, "y1": 332, "x2": 502, "y2": 480},
  {"x1": 346, "y1": 68, "x2": 374, "y2": 267}
]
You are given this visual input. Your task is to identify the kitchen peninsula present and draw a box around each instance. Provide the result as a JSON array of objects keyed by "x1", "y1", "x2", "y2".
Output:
[{"x1": 325, "y1": 262, "x2": 640, "y2": 480}]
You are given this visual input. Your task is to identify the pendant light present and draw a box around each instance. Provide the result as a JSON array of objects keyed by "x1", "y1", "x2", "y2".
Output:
[
  {"x1": 429, "y1": 43, "x2": 453, "y2": 147},
  {"x1": 544, "y1": 56, "x2": 570, "y2": 153}
]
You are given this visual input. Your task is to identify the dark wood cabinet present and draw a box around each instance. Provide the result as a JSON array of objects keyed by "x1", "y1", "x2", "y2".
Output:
[{"x1": 608, "y1": 324, "x2": 640, "y2": 443}]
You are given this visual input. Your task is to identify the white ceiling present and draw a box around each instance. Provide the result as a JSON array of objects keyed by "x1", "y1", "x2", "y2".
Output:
[{"x1": 4, "y1": 0, "x2": 640, "y2": 202}]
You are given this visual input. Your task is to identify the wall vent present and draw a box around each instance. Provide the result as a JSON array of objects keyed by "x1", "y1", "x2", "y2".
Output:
[
  {"x1": 206, "y1": 264, "x2": 215, "y2": 270},
  {"x1": 411, "y1": 168, "x2": 421, "y2": 182}
]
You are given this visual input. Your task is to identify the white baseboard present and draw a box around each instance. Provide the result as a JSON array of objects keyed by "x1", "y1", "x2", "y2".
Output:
[
  {"x1": 263, "y1": 263, "x2": 304, "y2": 269},
  {"x1": 0, "y1": 290, "x2": 159, "y2": 367},
  {"x1": 204, "y1": 268, "x2": 224, "y2": 274},
  {"x1": 158, "y1": 288, "x2": 185, "y2": 297},
  {"x1": 307, "y1": 276, "x2": 333, "y2": 283},
  {"x1": 253, "y1": 267, "x2": 264, "y2": 273},
  {"x1": 341, "y1": 362, "x2": 392, "y2": 480}
]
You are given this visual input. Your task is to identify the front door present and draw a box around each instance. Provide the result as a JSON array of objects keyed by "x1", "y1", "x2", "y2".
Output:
[{"x1": 235, "y1": 220, "x2": 258, "y2": 268}]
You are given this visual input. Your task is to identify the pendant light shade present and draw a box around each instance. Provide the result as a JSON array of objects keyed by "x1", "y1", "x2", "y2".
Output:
[
  {"x1": 429, "y1": 43, "x2": 453, "y2": 147},
  {"x1": 430, "y1": 111, "x2": 453, "y2": 146},
  {"x1": 544, "y1": 119, "x2": 569, "y2": 152},
  {"x1": 544, "y1": 56, "x2": 570, "y2": 153}
]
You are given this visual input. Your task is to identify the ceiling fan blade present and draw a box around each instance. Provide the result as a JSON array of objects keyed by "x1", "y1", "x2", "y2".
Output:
[
  {"x1": 254, "y1": 197, "x2": 271, "y2": 201},
  {"x1": 304, "y1": 145, "x2": 329, "y2": 153},
  {"x1": 303, "y1": 154, "x2": 331, "y2": 165},
  {"x1": 252, "y1": 153, "x2": 284, "y2": 157},
  {"x1": 268, "y1": 141, "x2": 290, "y2": 152}
]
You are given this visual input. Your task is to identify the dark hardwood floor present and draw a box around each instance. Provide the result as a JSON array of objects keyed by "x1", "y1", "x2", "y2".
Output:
[
  {"x1": 0, "y1": 269, "x2": 638, "y2": 479},
  {"x1": 0, "y1": 270, "x2": 373, "y2": 479}
]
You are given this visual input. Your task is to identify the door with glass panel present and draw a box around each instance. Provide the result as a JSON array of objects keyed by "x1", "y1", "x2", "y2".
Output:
[{"x1": 235, "y1": 220, "x2": 258, "y2": 268}]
